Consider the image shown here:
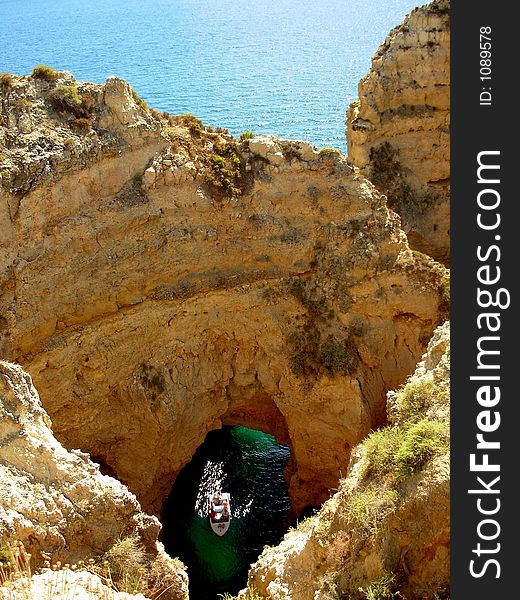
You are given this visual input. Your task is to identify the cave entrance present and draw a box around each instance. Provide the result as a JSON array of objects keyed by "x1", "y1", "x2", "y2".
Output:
[{"x1": 161, "y1": 425, "x2": 291, "y2": 600}]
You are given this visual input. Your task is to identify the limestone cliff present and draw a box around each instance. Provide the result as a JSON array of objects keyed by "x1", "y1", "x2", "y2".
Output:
[
  {"x1": 1, "y1": 71, "x2": 448, "y2": 519},
  {"x1": 0, "y1": 362, "x2": 156, "y2": 566},
  {"x1": 248, "y1": 322, "x2": 450, "y2": 599},
  {"x1": 346, "y1": 0, "x2": 450, "y2": 264},
  {"x1": 0, "y1": 361, "x2": 188, "y2": 599}
]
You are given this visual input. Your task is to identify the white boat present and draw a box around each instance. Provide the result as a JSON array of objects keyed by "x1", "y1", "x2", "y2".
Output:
[{"x1": 209, "y1": 491, "x2": 231, "y2": 536}]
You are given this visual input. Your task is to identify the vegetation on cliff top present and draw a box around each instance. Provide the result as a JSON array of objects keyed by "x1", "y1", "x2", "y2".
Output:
[
  {"x1": 47, "y1": 85, "x2": 94, "y2": 119},
  {"x1": 0, "y1": 73, "x2": 13, "y2": 91},
  {"x1": 31, "y1": 64, "x2": 60, "y2": 82},
  {"x1": 239, "y1": 130, "x2": 255, "y2": 141}
]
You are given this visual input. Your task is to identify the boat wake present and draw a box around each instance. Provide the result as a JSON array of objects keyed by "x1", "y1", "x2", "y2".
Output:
[{"x1": 195, "y1": 460, "x2": 253, "y2": 518}]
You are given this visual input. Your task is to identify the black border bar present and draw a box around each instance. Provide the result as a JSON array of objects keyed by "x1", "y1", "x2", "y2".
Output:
[{"x1": 451, "y1": 1, "x2": 516, "y2": 596}]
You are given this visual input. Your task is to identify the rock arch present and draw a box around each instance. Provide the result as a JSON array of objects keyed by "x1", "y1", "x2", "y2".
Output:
[
  {"x1": 0, "y1": 77, "x2": 447, "y2": 516},
  {"x1": 25, "y1": 292, "x2": 373, "y2": 516}
]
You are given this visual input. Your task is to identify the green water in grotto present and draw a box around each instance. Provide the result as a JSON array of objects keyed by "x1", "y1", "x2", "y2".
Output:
[{"x1": 162, "y1": 426, "x2": 291, "y2": 599}]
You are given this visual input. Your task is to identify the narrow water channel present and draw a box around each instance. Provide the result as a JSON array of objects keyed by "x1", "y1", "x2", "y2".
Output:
[{"x1": 162, "y1": 426, "x2": 291, "y2": 599}]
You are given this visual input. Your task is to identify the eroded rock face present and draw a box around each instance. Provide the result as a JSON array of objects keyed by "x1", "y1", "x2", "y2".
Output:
[
  {"x1": 346, "y1": 0, "x2": 450, "y2": 264},
  {"x1": 0, "y1": 361, "x2": 154, "y2": 563},
  {"x1": 0, "y1": 361, "x2": 189, "y2": 599},
  {"x1": 1, "y1": 73, "x2": 447, "y2": 517},
  {"x1": 248, "y1": 322, "x2": 450, "y2": 599}
]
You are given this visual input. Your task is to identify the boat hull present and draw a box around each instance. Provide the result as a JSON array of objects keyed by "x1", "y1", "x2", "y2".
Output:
[
  {"x1": 210, "y1": 521, "x2": 230, "y2": 536},
  {"x1": 209, "y1": 492, "x2": 231, "y2": 536}
]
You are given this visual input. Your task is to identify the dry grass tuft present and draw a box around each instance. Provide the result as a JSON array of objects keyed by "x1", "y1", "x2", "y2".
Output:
[{"x1": 31, "y1": 65, "x2": 60, "y2": 82}]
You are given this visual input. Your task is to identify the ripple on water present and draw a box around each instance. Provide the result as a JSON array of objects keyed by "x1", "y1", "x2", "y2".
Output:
[
  {"x1": 0, "y1": 0, "x2": 420, "y2": 149},
  {"x1": 162, "y1": 426, "x2": 290, "y2": 599}
]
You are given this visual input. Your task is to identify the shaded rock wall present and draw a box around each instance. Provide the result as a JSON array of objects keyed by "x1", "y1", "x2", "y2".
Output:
[
  {"x1": 347, "y1": 0, "x2": 450, "y2": 264},
  {"x1": 0, "y1": 361, "x2": 158, "y2": 565},
  {"x1": 0, "y1": 361, "x2": 189, "y2": 600}
]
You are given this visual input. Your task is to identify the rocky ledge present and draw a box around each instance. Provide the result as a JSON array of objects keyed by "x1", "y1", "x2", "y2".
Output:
[{"x1": 0, "y1": 361, "x2": 188, "y2": 599}]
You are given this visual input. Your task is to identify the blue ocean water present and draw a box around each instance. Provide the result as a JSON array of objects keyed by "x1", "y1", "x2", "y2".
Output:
[{"x1": 1, "y1": 0, "x2": 418, "y2": 149}]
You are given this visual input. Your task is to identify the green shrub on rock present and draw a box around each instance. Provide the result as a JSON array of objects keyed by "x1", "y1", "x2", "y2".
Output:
[
  {"x1": 48, "y1": 85, "x2": 95, "y2": 121},
  {"x1": 48, "y1": 85, "x2": 82, "y2": 113},
  {"x1": 31, "y1": 64, "x2": 60, "y2": 81},
  {"x1": 319, "y1": 146, "x2": 343, "y2": 159},
  {"x1": 362, "y1": 418, "x2": 448, "y2": 480},
  {"x1": 240, "y1": 130, "x2": 255, "y2": 141}
]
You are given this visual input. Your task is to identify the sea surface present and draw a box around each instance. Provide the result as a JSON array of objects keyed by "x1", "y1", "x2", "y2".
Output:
[
  {"x1": 162, "y1": 426, "x2": 291, "y2": 599},
  {"x1": 1, "y1": 0, "x2": 419, "y2": 149}
]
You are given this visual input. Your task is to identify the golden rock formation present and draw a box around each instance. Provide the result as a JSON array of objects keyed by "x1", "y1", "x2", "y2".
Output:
[
  {"x1": 248, "y1": 322, "x2": 450, "y2": 599},
  {"x1": 0, "y1": 72, "x2": 447, "y2": 517},
  {"x1": 347, "y1": 0, "x2": 450, "y2": 264},
  {"x1": 0, "y1": 361, "x2": 188, "y2": 599}
]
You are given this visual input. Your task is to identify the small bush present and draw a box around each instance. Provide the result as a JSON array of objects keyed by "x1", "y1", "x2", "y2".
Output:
[
  {"x1": 287, "y1": 326, "x2": 321, "y2": 377},
  {"x1": 0, "y1": 543, "x2": 31, "y2": 588},
  {"x1": 0, "y1": 73, "x2": 13, "y2": 91},
  {"x1": 176, "y1": 113, "x2": 205, "y2": 135},
  {"x1": 206, "y1": 140, "x2": 243, "y2": 197},
  {"x1": 48, "y1": 84, "x2": 82, "y2": 113},
  {"x1": 219, "y1": 585, "x2": 264, "y2": 600},
  {"x1": 31, "y1": 64, "x2": 60, "y2": 81},
  {"x1": 350, "y1": 487, "x2": 399, "y2": 532},
  {"x1": 361, "y1": 572, "x2": 398, "y2": 600},
  {"x1": 320, "y1": 341, "x2": 347, "y2": 375},
  {"x1": 394, "y1": 420, "x2": 447, "y2": 477},
  {"x1": 319, "y1": 147, "x2": 343, "y2": 159},
  {"x1": 362, "y1": 419, "x2": 448, "y2": 481},
  {"x1": 130, "y1": 87, "x2": 148, "y2": 111},
  {"x1": 211, "y1": 154, "x2": 226, "y2": 169},
  {"x1": 362, "y1": 427, "x2": 402, "y2": 479},
  {"x1": 393, "y1": 377, "x2": 447, "y2": 423},
  {"x1": 188, "y1": 121, "x2": 203, "y2": 135},
  {"x1": 240, "y1": 130, "x2": 255, "y2": 141},
  {"x1": 1, "y1": 168, "x2": 12, "y2": 187},
  {"x1": 48, "y1": 85, "x2": 95, "y2": 120},
  {"x1": 87, "y1": 535, "x2": 186, "y2": 599},
  {"x1": 291, "y1": 351, "x2": 306, "y2": 376},
  {"x1": 0, "y1": 546, "x2": 13, "y2": 568},
  {"x1": 99, "y1": 536, "x2": 147, "y2": 595},
  {"x1": 188, "y1": 121, "x2": 202, "y2": 135}
]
